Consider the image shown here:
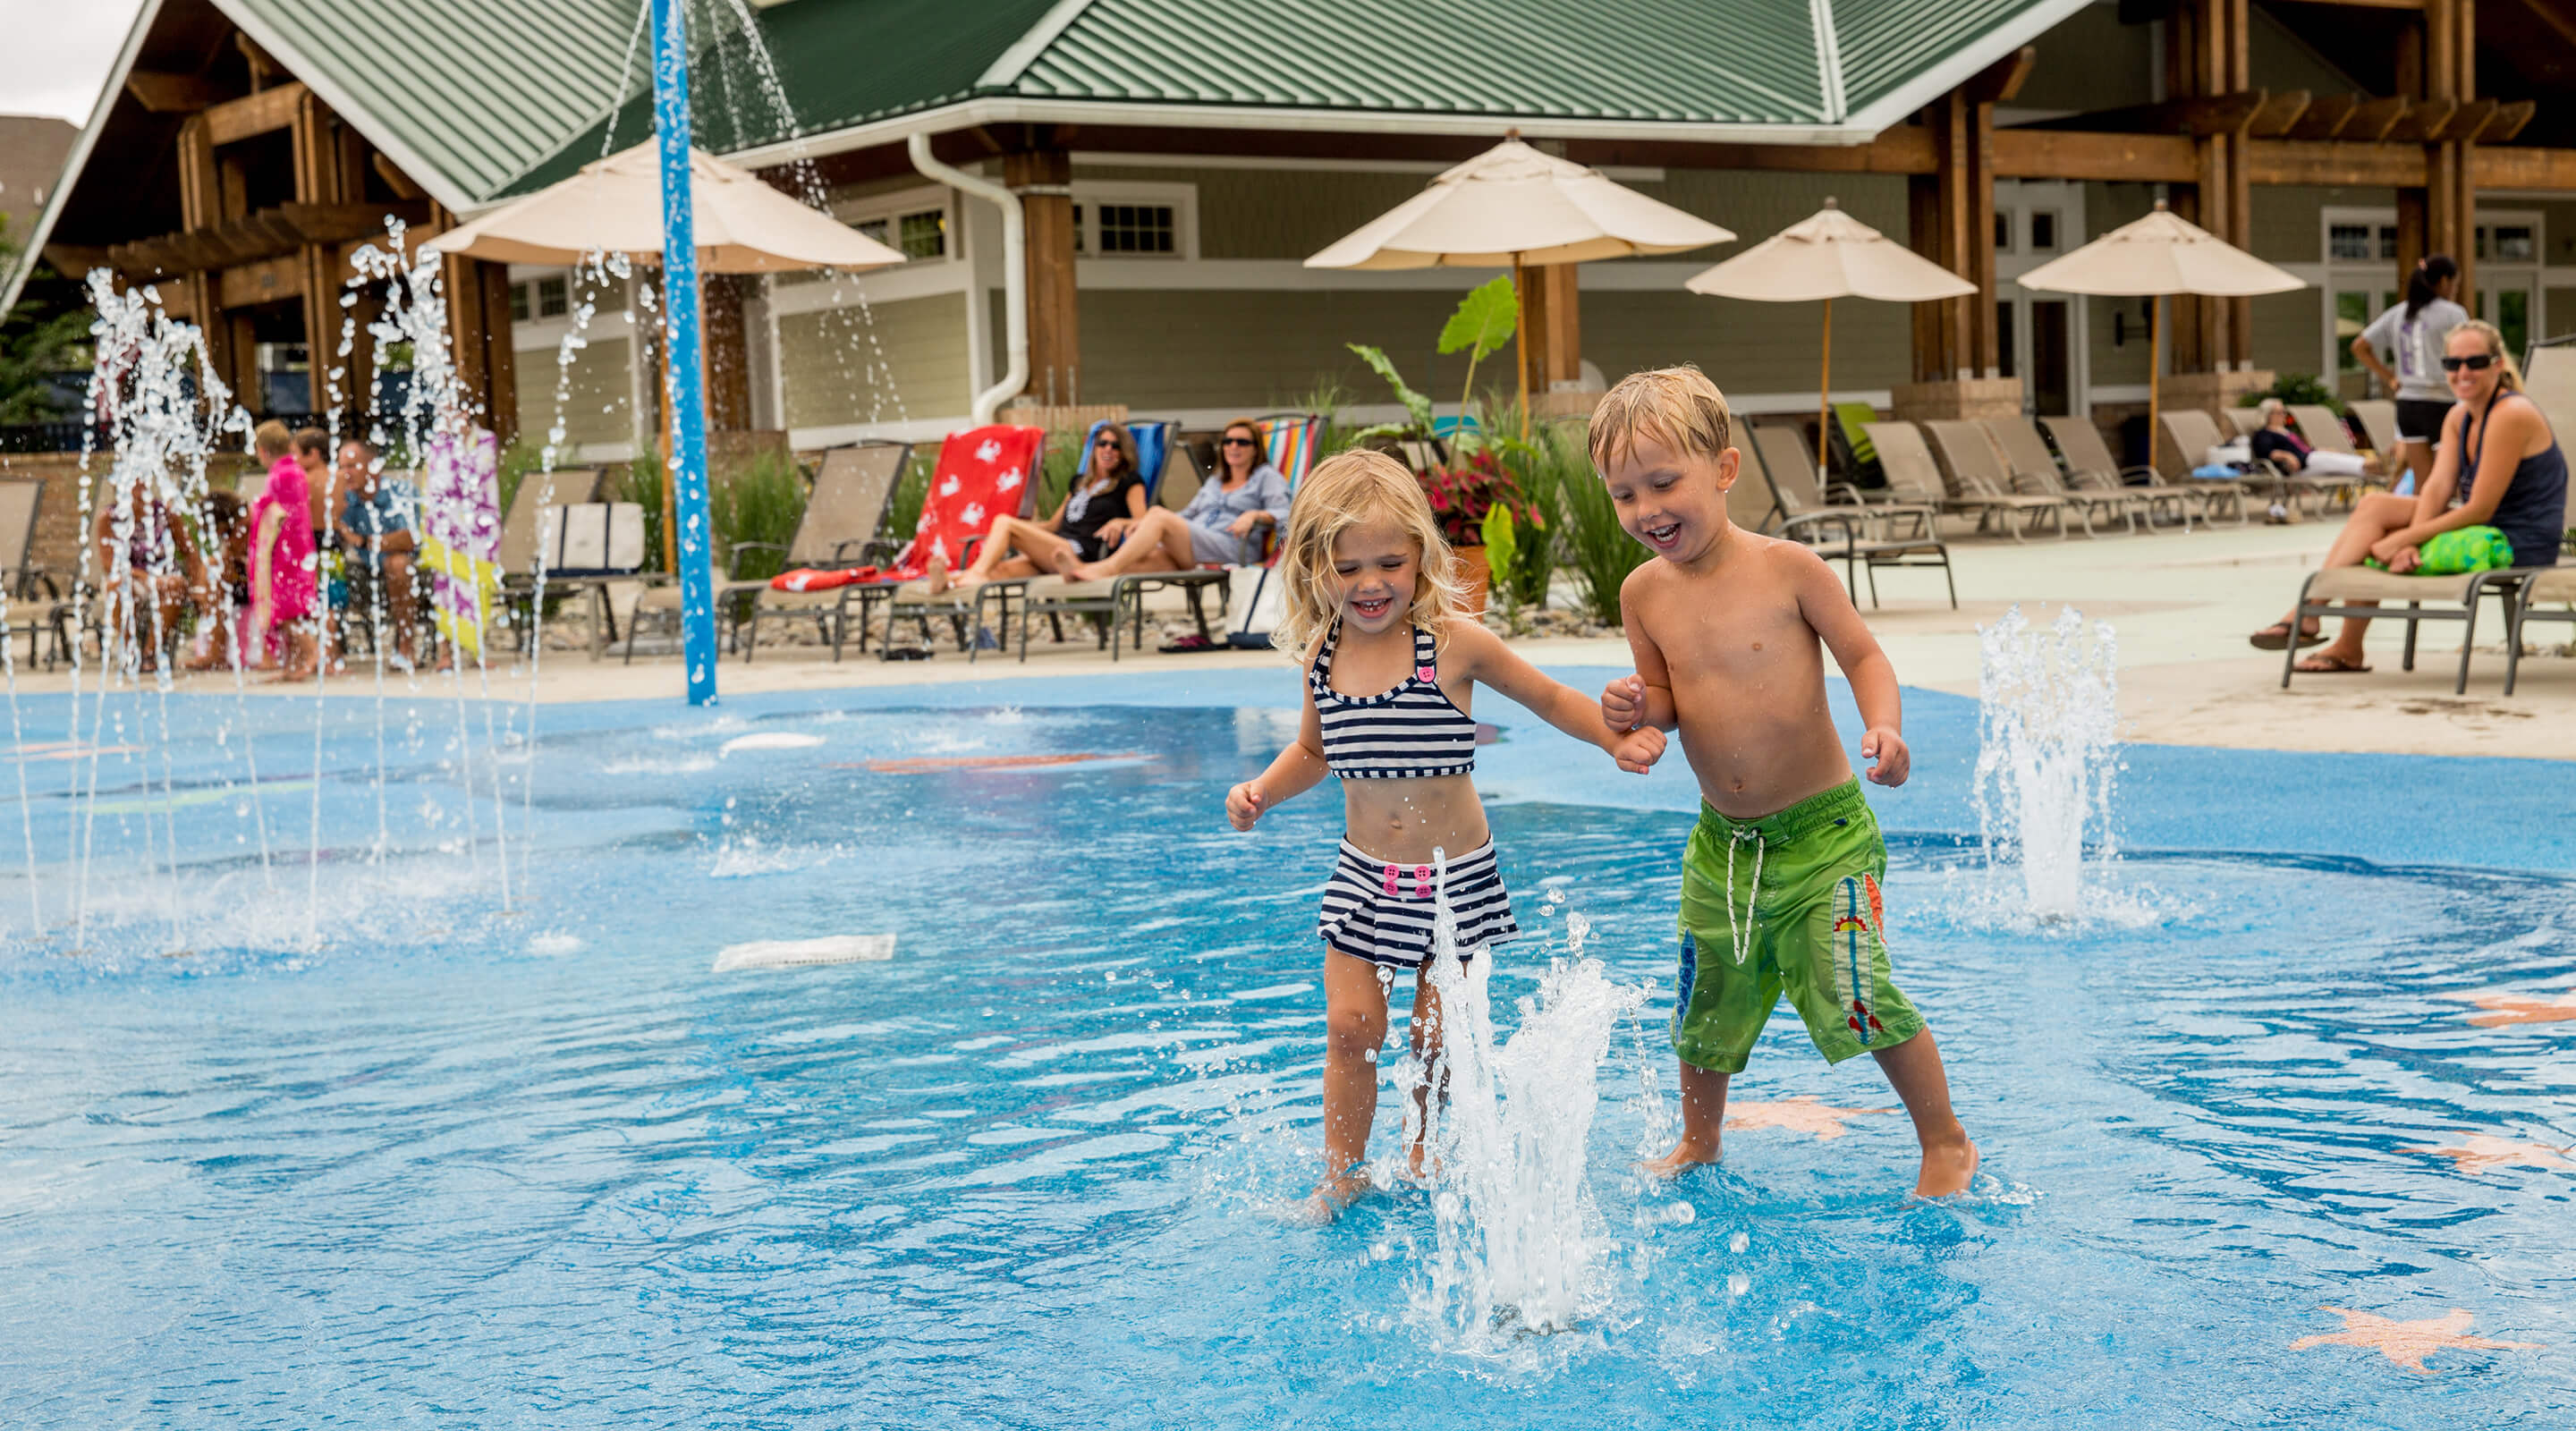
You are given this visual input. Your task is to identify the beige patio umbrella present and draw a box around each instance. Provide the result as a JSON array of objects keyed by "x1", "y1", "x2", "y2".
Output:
[
  {"x1": 431, "y1": 141, "x2": 907, "y2": 272},
  {"x1": 2013, "y1": 199, "x2": 2303, "y2": 457},
  {"x1": 1685, "y1": 199, "x2": 1975, "y2": 478},
  {"x1": 433, "y1": 141, "x2": 903, "y2": 572},
  {"x1": 1306, "y1": 136, "x2": 1733, "y2": 432}
]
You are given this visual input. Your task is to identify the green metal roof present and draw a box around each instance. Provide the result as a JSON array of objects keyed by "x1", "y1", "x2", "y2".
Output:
[
  {"x1": 504, "y1": 0, "x2": 2091, "y2": 199},
  {"x1": 224, "y1": 0, "x2": 642, "y2": 209}
]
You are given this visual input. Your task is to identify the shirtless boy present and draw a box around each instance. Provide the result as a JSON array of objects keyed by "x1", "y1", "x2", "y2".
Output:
[{"x1": 1592, "y1": 367, "x2": 1977, "y2": 1198}]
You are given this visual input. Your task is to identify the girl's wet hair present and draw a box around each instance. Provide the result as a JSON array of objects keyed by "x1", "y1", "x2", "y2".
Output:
[{"x1": 1271, "y1": 449, "x2": 1465, "y2": 663}]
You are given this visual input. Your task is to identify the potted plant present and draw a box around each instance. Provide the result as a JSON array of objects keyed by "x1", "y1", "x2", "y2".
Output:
[{"x1": 1419, "y1": 448, "x2": 1533, "y2": 614}]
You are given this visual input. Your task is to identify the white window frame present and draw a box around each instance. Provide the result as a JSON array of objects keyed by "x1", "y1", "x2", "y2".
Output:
[
  {"x1": 832, "y1": 184, "x2": 960, "y2": 267},
  {"x1": 1071, "y1": 180, "x2": 1198, "y2": 261},
  {"x1": 2318, "y1": 206, "x2": 2548, "y2": 383}
]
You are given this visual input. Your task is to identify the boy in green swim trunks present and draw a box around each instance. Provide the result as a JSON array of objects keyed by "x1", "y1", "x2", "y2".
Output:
[{"x1": 1590, "y1": 367, "x2": 1979, "y2": 1198}]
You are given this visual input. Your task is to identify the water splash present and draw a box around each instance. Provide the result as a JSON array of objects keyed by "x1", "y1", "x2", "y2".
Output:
[
  {"x1": 1974, "y1": 605, "x2": 2120, "y2": 920},
  {"x1": 1407, "y1": 859, "x2": 1644, "y2": 1344}
]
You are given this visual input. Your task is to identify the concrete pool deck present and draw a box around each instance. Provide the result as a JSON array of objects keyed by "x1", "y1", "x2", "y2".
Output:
[{"x1": 21, "y1": 519, "x2": 2575, "y2": 759}]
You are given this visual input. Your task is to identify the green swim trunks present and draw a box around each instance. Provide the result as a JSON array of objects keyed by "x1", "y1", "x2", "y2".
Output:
[{"x1": 1672, "y1": 779, "x2": 1925, "y2": 1072}]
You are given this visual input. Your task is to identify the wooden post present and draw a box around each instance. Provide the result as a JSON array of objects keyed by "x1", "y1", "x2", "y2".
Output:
[
  {"x1": 2223, "y1": 0, "x2": 2254, "y2": 368},
  {"x1": 1512, "y1": 252, "x2": 1528, "y2": 437},
  {"x1": 1004, "y1": 142, "x2": 1080, "y2": 408},
  {"x1": 702, "y1": 272, "x2": 753, "y2": 434},
  {"x1": 1818, "y1": 298, "x2": 1834, "y2": 478},
  {"x1": 1968, "y1": 95, "x2": 1999, "y2": 377},
  {"x1": 1520, "y1": 261, "x2": 1581, "y2": 413}
]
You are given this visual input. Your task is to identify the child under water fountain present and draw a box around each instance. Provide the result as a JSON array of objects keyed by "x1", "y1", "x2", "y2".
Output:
[
  {"x1": 1224, "y1": 451, "x2": 1665, "y2": 1221},
  {"x1": 1591, "y1": 368, "x2": 1979, "y2": 1198}
]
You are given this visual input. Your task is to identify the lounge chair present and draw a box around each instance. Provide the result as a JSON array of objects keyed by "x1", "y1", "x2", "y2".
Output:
[
  {"x1": 724, "y1": 440, "x2": 914, "y2": 660},
  {"x1": 2280, "y1": 565, "x2": 2531, "y2": 694},
  {"x1": 1902, "y1": 419, "x2": 2071, "y2": 540},
  {"x1": 1831, "y1": 402, "x2": 1886, "y2": 490},
  {"x1": 1745, "y1": 422, "x2": 1953, "y2": 608},
  {"x1": 1013, "y1": 419, "x2": 1225, "y2": 662},
  {"x1": 2504, "y1": 563, "x2": 2576, "y2": 695},
  {"x1": 2161, "y1": 409, "x2": 2292, "y2": 515},
  {"x1": 0, "y1": 480, "x2": 54, "y2": 600},
  {"x1": 1984, "y1": 417, "x2": 2151, "y2": 536},
  {"x1": 495, "y1": 468, "x2": 604, "y2": 651},
  {"x1": 2287, "y1": 403, "x2": 2373, "y2": 509},
  {"x1": 2348, "y1": 399, "x2": 2403, "y2": 464},
  {"x1": 2046, "y1": 414, "x2": 2225, "y2": 528},
  {"x1": 876, "y1": 425, "x2": 1048, "y2": 657},
  {"x1": 2222, "y1": 406, "x2": 2266, "y2": 436}
]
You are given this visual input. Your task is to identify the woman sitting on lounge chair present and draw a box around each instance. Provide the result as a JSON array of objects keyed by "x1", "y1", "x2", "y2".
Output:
[
  {"x1": 2250, "y1": 319, "x2": 2566, "y2": 672},
  {"x1": 1063, "y1": 417, "x2": 1292, "y2": 581},
  {"x1": 925, "y1": 424, "x2": 1148, "y2": 591},
  {"x1": 2249, "y1": 398, "x2": 2375, "y2": 478}
]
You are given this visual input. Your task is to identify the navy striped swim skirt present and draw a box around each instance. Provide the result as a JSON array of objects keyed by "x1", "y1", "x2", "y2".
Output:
[{"x1": 1316, "y1": 837, "x2": 1518, "y2": 970}]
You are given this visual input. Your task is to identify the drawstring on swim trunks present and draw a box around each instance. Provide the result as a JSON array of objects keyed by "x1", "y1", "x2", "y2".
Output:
[{"x1": 1723, "y1": 825, "x2": 1766, "y2": 967}]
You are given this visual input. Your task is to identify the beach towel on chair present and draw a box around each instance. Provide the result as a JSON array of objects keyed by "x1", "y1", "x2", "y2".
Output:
[
  {"x1": 883, "y1": 425, "x2": 1045, "y2": 580},
  {"x1": 420, "y1": 428, "x2": 501, "y2": 658}
]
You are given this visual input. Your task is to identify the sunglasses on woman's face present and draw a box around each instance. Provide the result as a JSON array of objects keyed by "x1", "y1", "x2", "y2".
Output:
[
  {"x1": 1094, "y1": 436, "x2": 1122, "y2": 448},
  {"x1": 1221, "y1": 436, "x2": 1256, "y2": 447},
  {"x1": 2442, "y1": 353, "x2": 2496, "y2": 372}
]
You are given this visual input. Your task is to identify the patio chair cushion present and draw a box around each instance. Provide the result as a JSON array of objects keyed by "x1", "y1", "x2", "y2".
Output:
[
  {"x1": 2524, "y1": 565, "x2": 2576, "y2": 602},
  {"x1": 2303, "y1": 567, "x2": 2484, "y2": 604},
  {"x1": 771, "y1": 566, "x2": 866, "y2": 592}
]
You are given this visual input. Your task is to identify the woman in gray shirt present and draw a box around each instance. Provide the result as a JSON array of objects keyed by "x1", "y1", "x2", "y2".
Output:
[
  {"x1": 2354, "y1": 255, "x2": 2467, "y2": 489},
  {"x1": 1065, "y1": 417, "x2": 1293, "y2": 580}
]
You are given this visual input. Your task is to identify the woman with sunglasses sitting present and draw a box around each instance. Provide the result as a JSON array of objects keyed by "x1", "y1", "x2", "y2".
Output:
[
  {"x1": 2250, "y1": 318, "x2": 2566, "y2": 672},
  {"x1": 1061, "y1": 417, "x2": 1292, "y2": 582},
  {"x1": 926, "y1": 423, "x2": 1148, "y2": 592}
]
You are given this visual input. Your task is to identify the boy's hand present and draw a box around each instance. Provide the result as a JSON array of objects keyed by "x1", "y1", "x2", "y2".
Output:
[
  {"x1": 1610, "y1": 724, "x2": 1665, "y2": 775},
  {"x1": 1601, "y1": 674, "x2": 1647, "y2": 732},
  {"x1": 1225, "y1": 781, "x2": 1267, "y2": 831},
  {"x1": 1860, "y1": 728, "x2": 1910, "y2": 787}
]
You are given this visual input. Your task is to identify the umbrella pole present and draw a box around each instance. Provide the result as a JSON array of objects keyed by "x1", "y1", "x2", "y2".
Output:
[
  {"x1": 2148, "y1": 295, "x2": 2161, "y2": 475},
  {"x1": 1513, "y1": 252, "x2": 1530, "y2": 441},
  {"x1": 1817, "y1": 298, "x2": 1833, "y2": 481}
]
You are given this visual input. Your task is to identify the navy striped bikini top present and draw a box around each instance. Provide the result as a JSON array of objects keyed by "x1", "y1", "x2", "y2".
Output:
[{"x1": 1309, "y1": 621, "x2": 1478, "y2": 780}]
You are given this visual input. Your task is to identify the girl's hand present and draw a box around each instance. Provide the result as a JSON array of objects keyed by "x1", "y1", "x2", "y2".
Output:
[
  {"x1": 1611, "y1": 725, "x2": 1665, "y2": 775},
  {"x1": 1861, "y1": 727, "x2": 1910, "y2": 787},
  {"x1": 2369, "y1": 529, "x2": 2417, "y2": 565},
  {"x1": 1225, "y1": 781, "x2": 1267, "y2": 831},
  {"x1": 1601, "y1": 674, "x2": 1646, "y2": 732}
]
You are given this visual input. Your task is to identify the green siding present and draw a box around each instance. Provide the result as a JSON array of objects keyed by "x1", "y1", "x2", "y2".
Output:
[
  {"x1": 1079, "y1": 288, "x2": 1467, "y2": 411},
  {"x1": 1589, "y1": 289, "x2": 1913, "y2": 397},
  {"x1": 2251, "y1": 289, "x2": 2325, "y2": 378},
  {"x1": 516, "y1": 334, "x2": 635, "y2": 448},
  {"x1": 779, "y1": 292, "x2": 969, "y2": 427},
  {"x1": 2013, "y1": 5, "x2": 2153, "y2": 114},
  {"x1": 2249, "y1": 9, "x2": 2363, "y2": 96},
  {"x1": 2087, "y1": 295, "x2": 2152, "y2": 386},
  {"x1": 2548, "y1": 292, "x2": 2576, "y2": 345}
]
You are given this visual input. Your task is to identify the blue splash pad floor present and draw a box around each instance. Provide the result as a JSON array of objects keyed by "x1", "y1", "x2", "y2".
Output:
[{"x1": 0, "y1": 673, "x2": 2571, "y2": 1426}]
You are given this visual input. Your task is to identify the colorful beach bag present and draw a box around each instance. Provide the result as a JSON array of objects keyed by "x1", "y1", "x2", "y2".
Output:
[{"x1": 2366, "y1": 524, "x2": 2514, "y2": 576}]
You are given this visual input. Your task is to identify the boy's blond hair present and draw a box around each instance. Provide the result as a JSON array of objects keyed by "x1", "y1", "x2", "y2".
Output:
[
  {"x1": 1271, "y1": 449, "x2": 1465, "y2": 664},
  {"x1": 1588, "y1": 365, "x2": 1733, "y2": 474},
  {"x1": 252, "y1": 419, "x2": 292, "y2": 461}
]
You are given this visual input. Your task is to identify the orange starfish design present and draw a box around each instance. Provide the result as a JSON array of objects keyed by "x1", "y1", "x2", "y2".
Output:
[
  {"x1": 2459, "y1": 985, "x2": 2576, "y2": 1028},
  {"x1": 844, "y1": 751, "x2": 1142, "y2": 775},
  {"x1": 1723, "y1": 1096, "x2": 1895, "y2": 1140},
  {"x1": 2291, "y1": 1307, "x2": 2542, "y2": 1376},
  {"x1": 2402, "y1": 1134, "x2": 2576, "y2": 1175}
]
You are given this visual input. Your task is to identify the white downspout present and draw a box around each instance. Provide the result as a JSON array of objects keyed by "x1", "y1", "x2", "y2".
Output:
[{"x1": 909, "y1": 132, "x2": 1027, "y2": 425}]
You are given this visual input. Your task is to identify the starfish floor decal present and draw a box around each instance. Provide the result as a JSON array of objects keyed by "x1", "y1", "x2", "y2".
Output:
[
  {"x1": 2457, "y1": 985, "x2": 2576, "y2": 1028},
  {"x1": 1723, "y1": 1096, "x2": 1895, "y2": 1140},
  {"x1": 2292, "y1": 1307, "x2": 2542, "y2": 1376},
  {"x1": 2402, "y1": 1133, "x2": 2576, "y2": 1175}
]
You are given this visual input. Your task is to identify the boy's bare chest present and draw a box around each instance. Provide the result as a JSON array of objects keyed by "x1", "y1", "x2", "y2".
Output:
[{"x1": 1645, "y1": 583, "x2": 1815, "y2": 681}]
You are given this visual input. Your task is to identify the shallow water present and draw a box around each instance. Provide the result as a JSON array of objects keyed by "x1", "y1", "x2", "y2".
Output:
[{"x1": 4, "y1": 693, "x2": 2572, "y2": 1426}]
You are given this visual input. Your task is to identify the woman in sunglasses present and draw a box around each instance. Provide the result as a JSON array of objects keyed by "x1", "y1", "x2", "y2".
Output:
[
  {"x1": 1060, "y1": 418, "x2": 1292, "y2": 582},
  {"x1": 2253, "y1": 319, "x2": 2566, "y2": 671},
  {"x1": 926, "y1": 422, "x2": 1147, "y2": 591}
]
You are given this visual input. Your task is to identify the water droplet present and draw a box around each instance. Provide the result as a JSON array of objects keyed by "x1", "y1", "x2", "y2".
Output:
[
  {"x1": 1728, "y1": 1231, "x2": 1749, "y2": 1253},
  {"x1": 1727, "y1": 1272, "x2": 1750, "y2": 1297}
]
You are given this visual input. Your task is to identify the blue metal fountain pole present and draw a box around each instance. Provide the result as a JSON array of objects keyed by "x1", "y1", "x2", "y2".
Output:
[{"x1": 651, "y1": 0, "x2": 718, "y2": 705}]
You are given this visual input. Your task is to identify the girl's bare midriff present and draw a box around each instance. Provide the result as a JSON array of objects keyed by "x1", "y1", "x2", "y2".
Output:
[{"x1": 1338, "y1": 773, "x2": 1492, "y2": 865}]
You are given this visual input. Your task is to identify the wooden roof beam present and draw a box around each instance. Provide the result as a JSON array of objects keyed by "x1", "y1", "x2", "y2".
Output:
[
  {"x1": 2431, "y1": 97, "x2": 2499, "y2": 142},
  {"x1": 2386, "y1": 97, "x2": 2460, "y2": 141},
  {"x1": 2284, "y1": 94, "x2": 2361, "y2": 140},
  {"x1": 2012, "y1": 89, "x2": 2268, "y2": 136},
  {"x1": 2342, "y1": 96, "x2": 2411, "y2": 140},
  {"x1": 2479, "y1": 100, "x2": 2538, "y2": 143},
  {"x1": 1963, "y1": 46, "x2": 2038, "y2": 106},
  {"x1": 2249, "y1": 91, "x2": 2314, "y2": 138},
  {"x1": 124, "y1": 71, "x2": 233, "y2": 114},
  {"x1": 205, "y1": 80, "x2": 308, "y2": 147}
]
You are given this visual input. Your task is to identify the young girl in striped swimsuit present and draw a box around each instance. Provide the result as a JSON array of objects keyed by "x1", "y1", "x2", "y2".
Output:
[{"x1": 1224, "y1": 450, "x2": 1665, "y2": 1218}]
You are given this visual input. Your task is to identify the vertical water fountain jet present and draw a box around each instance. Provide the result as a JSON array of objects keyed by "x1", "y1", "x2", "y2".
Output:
[{"x1": 1975, "y1": 605, "x2": 2121, "y2": 920}]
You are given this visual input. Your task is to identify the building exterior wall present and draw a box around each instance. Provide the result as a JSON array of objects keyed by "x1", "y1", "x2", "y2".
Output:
[
  {"x1": 514, "y1": 334, "x2": 636, "y2": 450},
  {"x1": 778, "y1": 292, "x2": 968, "y2": 430}
]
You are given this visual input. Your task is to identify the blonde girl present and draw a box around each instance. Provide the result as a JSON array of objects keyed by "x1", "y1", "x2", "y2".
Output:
[{"x1": 1224, "y1": 449, "x2": 1665, "y2": 1217}]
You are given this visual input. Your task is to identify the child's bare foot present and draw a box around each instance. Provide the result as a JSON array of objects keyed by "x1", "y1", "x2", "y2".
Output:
[
  {"x1": 1301, "y1": 1167, "x2": 1373, "y2": 1221},
  {"x1": 1913, "y1": 1137, "x2": 1979, "y2": 1198},
  {"x1": 1042, "y1": 546, "x2": 1081, "y2": 578},
  {"x1": 1638, "y1": 1136, "x2": 1721, "y2": 1180}
]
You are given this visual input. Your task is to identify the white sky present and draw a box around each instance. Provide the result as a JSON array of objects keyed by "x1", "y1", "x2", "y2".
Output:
[{"x1": 0, "y1": 0, "x2": 147, "y2": 122}]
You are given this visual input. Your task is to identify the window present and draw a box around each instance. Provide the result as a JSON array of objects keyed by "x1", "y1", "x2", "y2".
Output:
[
  {"x1": 509, "y1": 283, "x2": 531, "y2": 322},
  {"x1": 1096, "y1": 203, "x2": 1176, "y2": 255},
  {"x1": 1071, "y1": 204, "x2": 1083, "y2": 255},
  {"x1": 855, "y1": 217, "x2": 889, "y2": 247},
  {"x1": 536, "y1": 275, "x2": 568, "y2": 318},
  {"x1": 897, "y1": 209, "x2": 946, "y2": 260},
  {"x1": 2329, "y1": 224, "x2": 2374, "y2": 262},
  {"x1": 1995, "y1": 212, "x2": 2013, "y2": 251},
  {"x1": 2334, "y1": 292, "x2": 2373, "y2": 372},
  {"x1": 2380, "y1": 224, "x2": 2400, "y2": 259},
  {"x1": 2029, "y1": 210, "x2": 2058, "y2": 252},
  {"x1": 2492, "y1": 224, "x2": 2536, "y2": 262}
]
